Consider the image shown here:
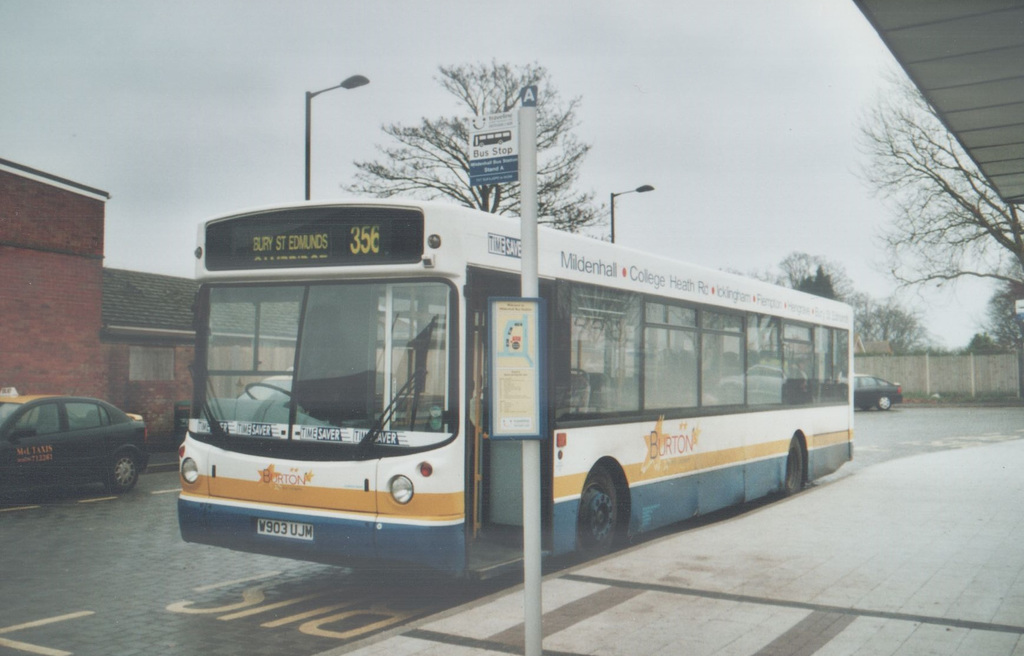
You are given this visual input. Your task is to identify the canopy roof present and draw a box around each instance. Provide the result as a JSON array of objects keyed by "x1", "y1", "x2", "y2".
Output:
[{"x1": 855, "y1": 0, "x2": 1024, "y2": 205}]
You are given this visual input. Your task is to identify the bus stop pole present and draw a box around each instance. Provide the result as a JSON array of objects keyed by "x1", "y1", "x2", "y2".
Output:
[{"x1": 519, "y1": 89, "x2": 542, "y2": 656}]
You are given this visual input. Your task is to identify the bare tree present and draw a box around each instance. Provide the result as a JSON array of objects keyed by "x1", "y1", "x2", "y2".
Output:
[
  {"x1": 982, "y1": 280, "x2": 1024, "y2": 348},
  {"x1": 775, "y1": 252, "x2": 855, "y2": 301},
  {"x1": 347, "y1": 61, "x2": 601, "y2": 232},
  {"x1": 745, "y1": 252, "x2": 854, "y2": 301},
  {"x1": 849, "y1": 292, "x2": 930, "y2": 353},
  {"x1": 748, "y1": 251, "x2": 929, "y2": 352},
  {"x1": 860, "y1": 75, "x2": 1024, "y2": 288}
]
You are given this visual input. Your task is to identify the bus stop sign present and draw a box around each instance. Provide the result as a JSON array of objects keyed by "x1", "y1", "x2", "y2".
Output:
[{"x1": 469, "y1": 111, "x2": 519, "y2": 186}]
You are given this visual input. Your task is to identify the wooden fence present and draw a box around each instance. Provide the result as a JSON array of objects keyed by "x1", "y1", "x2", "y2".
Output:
[{"x1": 855, "y1": 353, "x2": 1021, "y2": 398}]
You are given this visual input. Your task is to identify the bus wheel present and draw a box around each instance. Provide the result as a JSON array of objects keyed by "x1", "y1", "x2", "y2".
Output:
[
  {"x1": 783, "y1": 438, "x2": 804, "y2": 496},
  {"x1": 577, "y1": 467, "x2": 619, "y2": 553}
]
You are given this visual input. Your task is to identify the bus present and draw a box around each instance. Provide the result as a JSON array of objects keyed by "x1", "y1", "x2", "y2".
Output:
[{"x1": 177, "y1": 200, "x2": 853, "y2": 577}]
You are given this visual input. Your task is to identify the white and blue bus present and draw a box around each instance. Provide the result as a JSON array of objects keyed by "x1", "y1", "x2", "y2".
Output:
[{"x1": 177, "y1": 200, "x2": 853, "y2": 577}]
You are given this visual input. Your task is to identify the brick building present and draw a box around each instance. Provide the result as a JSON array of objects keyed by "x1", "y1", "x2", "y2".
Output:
[
  {"x1": 0, "y1": 157, "x2": 196, "y2": 446},
  {"x1": 102, "y1": 268, "x2": 197, "y2": 447}
]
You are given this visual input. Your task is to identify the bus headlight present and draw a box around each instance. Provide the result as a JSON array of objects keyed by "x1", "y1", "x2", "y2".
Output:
[
  {"x1": 389, "y1": 475, "x2": 414, "y2": 504},
  {"x1": 181, "y1": 457, "x2": 200, "y2": 484}
]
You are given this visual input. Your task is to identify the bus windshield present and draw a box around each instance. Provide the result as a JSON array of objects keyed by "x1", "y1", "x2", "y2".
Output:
[{"x1": 194, "y1": 281, "x2": 453, "y2": 452}]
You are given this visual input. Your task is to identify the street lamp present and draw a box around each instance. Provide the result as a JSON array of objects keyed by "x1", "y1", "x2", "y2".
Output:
[
  {"x1": 609, "y1": 184, "x2": 654, "y2": 243},
  {"x1": 305, "y1": 74, "x2": 370, "y2": 200}
]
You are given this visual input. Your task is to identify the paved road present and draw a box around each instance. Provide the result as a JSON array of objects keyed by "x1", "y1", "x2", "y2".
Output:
[
  {"x1": 0, "y1": 470, "x2": 503, "y2": 656},
  {"x1": 839, "y1": 404, "x2": 1024, "y2": 475},
  {"x1": 2, "y1": 405, "x2": 1023, "y2": 656}
]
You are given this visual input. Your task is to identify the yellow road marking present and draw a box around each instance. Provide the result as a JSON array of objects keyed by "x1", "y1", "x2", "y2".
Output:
[
  {"x1": 261, "y1": 601, "x2": 356, "y2": 628},
  {"x1": 0, "y1": 611, "x2": 94, "y2": 656},
  {"x1": 151, "y1": 488, "x2": 181, "y2": 495},
  {"x1": 167, "y1": 585, "x2": 267, "y2": 614},
  {"x1": 0, "y1": 611, "x2": 94, "y2": 635},
  {"x1": 0, "y1": 636, "x2": 71, "y2": 656},
  {"x1": 0, "y1": 505, "x2": 40, "y2": 513},
  {"x1": 194, "y1": 572, "x2": 280, "y2": 592},
  {"x1": 77, "y1": 496, "x2": 116, "y2": 504},
  {"x1": 218, "y1": 592, "x2": 328, "y2": 620},
  {"x1": 299, "y1": 603, "x2": 415, "y2": 639}
]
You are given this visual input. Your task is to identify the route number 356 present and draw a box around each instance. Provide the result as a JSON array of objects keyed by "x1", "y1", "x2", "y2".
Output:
[{"x1": 349, "y1": 225, "x2": 380, "y2": 255}]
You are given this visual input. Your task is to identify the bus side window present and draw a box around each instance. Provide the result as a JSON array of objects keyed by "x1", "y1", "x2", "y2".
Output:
[
  {"x1": 568, "y1": 368, "x2": 591, "y2": 411},
  {"x1": 566, "y1": 285, "x2": 641, "y2": 415}
]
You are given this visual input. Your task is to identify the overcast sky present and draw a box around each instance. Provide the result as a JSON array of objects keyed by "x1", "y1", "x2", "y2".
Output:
[{"x1": 0, "y1": 0, "x2": 993, "y2": 347}]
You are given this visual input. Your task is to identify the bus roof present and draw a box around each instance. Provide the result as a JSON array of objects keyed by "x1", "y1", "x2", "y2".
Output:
[{"x1": 194, "y1": 199, "x2": 852, "y2": 329}]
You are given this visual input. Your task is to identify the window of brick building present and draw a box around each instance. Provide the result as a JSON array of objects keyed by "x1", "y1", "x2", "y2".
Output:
[{"x1": 129, "y1": 346, "x2": 174, "y2": 381}]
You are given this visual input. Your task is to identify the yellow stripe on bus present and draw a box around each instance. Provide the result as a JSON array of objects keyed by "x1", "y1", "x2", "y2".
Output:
[
  {"x1": 553, "y1": 429, "x2": 852, "y2": 501},
  {"x1": 807, "y1": 430, "x2": 851, "y2": 449},
  {"x1": 188, "y1": 476, "x2": 464, "y2": 521}
]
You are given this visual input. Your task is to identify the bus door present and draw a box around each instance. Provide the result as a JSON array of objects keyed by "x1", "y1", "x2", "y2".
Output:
[{"x1": 466, "y1": 269, "x2": 523, "y2": 535}]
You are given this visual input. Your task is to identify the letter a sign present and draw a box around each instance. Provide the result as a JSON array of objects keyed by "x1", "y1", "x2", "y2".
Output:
[{"x1": 521, "y1": 85, "x2": 537, "y2": 107}]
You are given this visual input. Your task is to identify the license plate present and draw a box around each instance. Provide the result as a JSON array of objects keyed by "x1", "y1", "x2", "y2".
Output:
[{"x1": 257, "y1": 518, "x2": 314, "y2": 541}]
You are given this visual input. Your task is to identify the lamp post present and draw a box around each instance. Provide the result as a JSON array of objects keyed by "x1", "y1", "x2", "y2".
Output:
[
  {"x1": 305, "y1": 74, "x2": 369, "y2": 200},
  {"x1": 609, "y1": 184, "x2": 654, "y2": 243}
]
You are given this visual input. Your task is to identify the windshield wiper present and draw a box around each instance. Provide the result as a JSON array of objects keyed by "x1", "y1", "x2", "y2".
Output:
[
  {"x1": 358, "y1": 315, "x2": 438, "y2": 450},
  {"x1": 202, "y1": 378, "x2": 230, "y2": 440},
  {"x1": 188, "y1": 365, "x2": 229, "y2": 440},
  {"x1": 357, "y1": 368, "x2": 425, "y2": 450}
]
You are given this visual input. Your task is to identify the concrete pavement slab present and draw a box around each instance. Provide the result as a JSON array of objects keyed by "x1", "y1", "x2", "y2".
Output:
[{"x1": 327, "y1": 439, "x2": 1024, "y2": 656}]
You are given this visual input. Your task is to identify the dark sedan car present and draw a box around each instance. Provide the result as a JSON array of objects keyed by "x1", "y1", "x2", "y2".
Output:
[
  {"x1": 854, "y1": 374, "x2": 903, "y2": 411},
  {"x1": 0, "y1": 393, "x2": 149, "y2": 496}
]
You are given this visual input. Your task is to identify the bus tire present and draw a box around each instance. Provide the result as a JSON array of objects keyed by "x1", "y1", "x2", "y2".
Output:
[
  {"x1": 783, "y1": 437, "x2": 804, "y2": 496},
  {"x1": 577, "y1": 466, "x2": 620, "y2": 554}
]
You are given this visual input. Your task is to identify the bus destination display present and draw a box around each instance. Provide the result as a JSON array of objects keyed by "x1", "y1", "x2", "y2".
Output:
[{"x1": 204, "y1": 207, "x2": 424, "y2": 270}]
